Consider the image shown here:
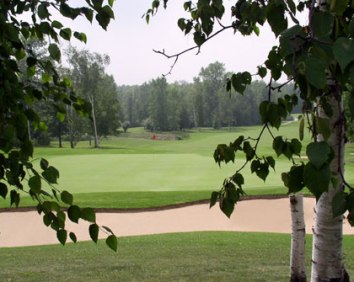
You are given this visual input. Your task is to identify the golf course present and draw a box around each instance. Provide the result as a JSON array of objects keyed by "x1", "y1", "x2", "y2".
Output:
[
  {"x1": 5, "y1": 121, "x2": 351, "y2": 209},
  {"x1": 2, "y1": 122, "x2": 354, "y2": 281}
]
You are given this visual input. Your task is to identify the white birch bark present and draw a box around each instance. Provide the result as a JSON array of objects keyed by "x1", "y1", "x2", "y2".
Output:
[
  {"x1": 310, "y1": 95, "x2": 348, "y2": 281},
  {"x1": 290, "y1": 194, "x2": 307, "y2": 282}
]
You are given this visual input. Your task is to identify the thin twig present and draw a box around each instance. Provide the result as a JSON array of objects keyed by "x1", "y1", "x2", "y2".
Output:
[{"x1": 153, "y1": 25, "x2": 234, "y2": 76}]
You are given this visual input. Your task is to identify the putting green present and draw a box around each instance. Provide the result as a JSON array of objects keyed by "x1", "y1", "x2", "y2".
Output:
[{"x1": 42, "y1": 153, "x2": 291, "y2": 194}]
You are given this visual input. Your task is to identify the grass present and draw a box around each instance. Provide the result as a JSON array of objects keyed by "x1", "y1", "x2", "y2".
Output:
[
  {"x1": 1, "y1": 232, "x2": 354, "y2": 281},
  {"x1": 2, "y1": 121, "x2": 354, "y2": 209}
]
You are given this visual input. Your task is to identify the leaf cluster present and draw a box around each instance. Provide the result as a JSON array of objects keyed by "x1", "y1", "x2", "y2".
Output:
[
  {"x1": 148, "y1": 0, "x2": 354, "y2": 219},
  {"x1": 0, "y1": 0, "x2": 116, "y2": 251}
]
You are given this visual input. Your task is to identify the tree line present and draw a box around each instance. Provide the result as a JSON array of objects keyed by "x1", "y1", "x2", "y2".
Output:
[
  {"x1": 34, "y1": 58, "x2": 304, "y2": 147},
  {"x1": 118, "y1": 61, "x2": 302, "y2": 132}
]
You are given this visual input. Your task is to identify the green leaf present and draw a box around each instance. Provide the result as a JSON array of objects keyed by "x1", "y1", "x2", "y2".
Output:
[
  {"x1": 210, "y1": 191, "x2": 219, "y2": 208},
  {"x1": 89, "y1": 224, "x2": 99, "y2": 243},
  {"x1": 57, "y1": 211, "x2": 66, "y2": 229},
  {"x1": 213, "y1": 144, "x2": 235, "y2": 165},
  {"x1": 42, "y1": 166, "x2": 59, "y2": 184},
  {"x1": 61, "y1": 190, "x2": 73, "y2": 205},
  {"x1": 27, "y1": 66, "x2": 36, "y2": 77},
  {"x1": 194, "y1": 31, "x2": 206, "y2": 46},
  {"x1": 267, "y1": 3, "x2": 287, "y2": 37},
  {"x1": 108, "y1": 0, "x2": 115, "y2": 7},
  {"x1": 0, "y1": 183, "x2": 8, "y2": 199},
  {"x1": 80, "y1": 207, "x2": 96, "y2": 223},
  {"x1": 232, "y1": 136, "x2": 244, "y2": 150},
  {"x1": 257, "y1": 66, "x2": 267, "y2": 78},
  {"x1": 220, "y1": 197, "x2": 235, "y2": 218},
  {"x1": 73, "y1": 32, "x2": 87, "y2": 44},
  {"x1": 282, "y1": 164, "x2": 305, "y2": 193},
  {"x1": 38, "y1": 3, "x2": 49, "y2": 19},
  {"x1": 106, "y1": 235, "x2": 118, "y2": 252},
  {"x1": 41, "y1": 72, "x2": 51, "y2": 83},
  {"x1": 251, "y1": 160, "x2": 269, "y2": 181},
  {"x1": 231, "y1": 72, "x2": 252, "y2": 95},
  {"x1": 243, "y1": 141, "x2": 255, "y2": 161},
  {"x1": 332, "y1": 191, "x2": 348, "y2": 217},
  {"x1": 96, "y1": 10, "x2": 111, "y2": 30},
  {"x1": 43, "y1": 213, "x2": 53, "y2": 226},
  {"x1": 56, "y1": 112, "x2": 66, "y2": 122},
  {"x1": 59, "y1": 28, "x2": 72, "y2": 41},
  {"x1": 266, "y1": 156, "x2": 276, "y2": 170},
  {"x1": 28, "y1": 175, "x2": 41, "y2": 193},
  {"x1": 305, "y1": 56, "x2": 327, "y2": 89},
  {"x1": 303, "y1": 163, "x2": 331, "y2": 199},
  {"x1": 291, "y1": 138, "x2": 302, "y2": 156},
  {"x1": 177, "y1": 18, "x2": 186, "y2": 31},
  {"x1": 279, "y1": 25, "x2": 306, "y2": 57},
  {"x1": 333, "y1": 38, "x2": 354, "y2": 72},
  {"x1": 68, "y1": 205, "x2": 81, "y2": 223},
  {"x1": 57, "y1": 229, "x2": 67, "y2": 245},
  {"x1": 306, "y1": 142, "x2": 331, "y2": 169},
  {"x1": 81, "y1": 7, "x2": 93, "y2": 22},
  {"x1": 69, "y1": 232, "x2": 77, "y2": 243},
  {"x1": 10, "y1": 190, "x2": 20, "y2": 207},
  {"x1": 311, "y1": 10, "x2": 334, "y2": 39},
  {"x1": 273, "y1": 136, "x2": 284, "y2": 156},
  {"x1": 48, "y1": 44, "x2": 61, "y2": 62},
  {"x1": 232, "y1": 173, "x2": 244, "y2": 188},
  {"x1": 315, "y1": 117, "x2": 331, "y2": 141},
  {"x1": 52, "y1": 20, "x2": 63, "y2": 29}
]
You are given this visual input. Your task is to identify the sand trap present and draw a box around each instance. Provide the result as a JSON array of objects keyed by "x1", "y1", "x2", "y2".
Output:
[{"x1": 0, "y1": 197, "x2": 353, "y2": 247}]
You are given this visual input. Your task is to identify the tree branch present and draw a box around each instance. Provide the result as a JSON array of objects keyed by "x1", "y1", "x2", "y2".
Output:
[{"x1": 153, "y1": 25, "x2": 234, "y2": 76}]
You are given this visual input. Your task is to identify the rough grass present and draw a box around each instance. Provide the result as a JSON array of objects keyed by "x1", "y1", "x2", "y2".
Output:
[{"x1": 1, "y1": 232, "x2": 354, "y2": 281}]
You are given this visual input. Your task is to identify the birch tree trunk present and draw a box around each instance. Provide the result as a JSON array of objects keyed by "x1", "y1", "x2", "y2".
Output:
[
  {"x1": 310, "y1": 95, "x2": 348, "y2": 281},
  {"x1": 290, "y1": 194, "x2": 306, "y2": 282}
]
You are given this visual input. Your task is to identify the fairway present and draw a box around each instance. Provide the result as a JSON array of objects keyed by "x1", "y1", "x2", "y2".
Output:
[{"x1": 2, "y1": 122, "x2": 354, "y2": 209}]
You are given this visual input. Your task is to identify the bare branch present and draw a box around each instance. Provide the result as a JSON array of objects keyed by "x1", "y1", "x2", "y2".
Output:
[{"x1": 153, "y1": 25, "x2": 234, "y2": 76}]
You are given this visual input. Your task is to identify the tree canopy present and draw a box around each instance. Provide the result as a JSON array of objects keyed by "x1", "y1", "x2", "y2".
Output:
[
  {"x1": 147, "y1": 0, "x2": 354, "y2": 280},
  {"x1": 0, "y1": 0, "x2": 117, "y2": 250}
]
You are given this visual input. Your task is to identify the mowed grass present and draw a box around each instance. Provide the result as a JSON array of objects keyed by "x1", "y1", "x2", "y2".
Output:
[
  {"x1": 2, "y1": 122, "x2": 354, "y2": 209},
  {"x1": 1, "y1": 232, "x2": 354, "y2": 281}
]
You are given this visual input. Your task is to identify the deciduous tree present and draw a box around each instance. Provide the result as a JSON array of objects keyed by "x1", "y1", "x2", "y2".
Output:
[
  {"x1": 147, "y1": 0, "x2": 354, "y2": 280},
  {"x1": 0, "y1": 0, "x2": 117, "y2": 250}
]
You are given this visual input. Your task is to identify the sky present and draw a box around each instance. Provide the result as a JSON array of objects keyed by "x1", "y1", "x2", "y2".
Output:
[{"x1": 63, "y1": 0, "x2": 281, "y2": 86}]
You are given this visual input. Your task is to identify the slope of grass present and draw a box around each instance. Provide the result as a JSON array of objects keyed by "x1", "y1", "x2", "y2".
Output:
[{"x1": 1, "y1": 232, "x2": 354, "y2": 281}]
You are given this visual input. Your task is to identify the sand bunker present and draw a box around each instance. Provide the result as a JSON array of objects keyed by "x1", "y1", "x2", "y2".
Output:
[{"x1": 1, "y1": 197, "x2": 353, "y2": 247}]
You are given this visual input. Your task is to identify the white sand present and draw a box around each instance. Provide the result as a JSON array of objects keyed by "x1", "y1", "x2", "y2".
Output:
[{"x1": 0, "y1": 198, "x2": 353, "y2": 247}]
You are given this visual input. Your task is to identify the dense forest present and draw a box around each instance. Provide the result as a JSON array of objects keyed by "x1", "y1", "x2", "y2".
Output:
[
  {"x1": 118, "y1": 61, "x2": 302, "y2": 132},
  {"x1": 32, "y1": 49, "x2": 304, "y2": 147}
]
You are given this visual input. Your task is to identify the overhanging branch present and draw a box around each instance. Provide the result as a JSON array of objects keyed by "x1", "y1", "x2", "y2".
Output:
[{"x1": 153, "y1": 24, "x2": 234, "y2": 76}]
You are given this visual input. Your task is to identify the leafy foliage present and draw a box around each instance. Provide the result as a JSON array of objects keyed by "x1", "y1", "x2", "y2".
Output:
[
  {"x1": 146, "y1": 0, "x2": 354, "y2": 231},
  {"x1": 0, "y1": 0, "x2": 117, "y2": 251},
  {"x1": 147, "y1": 2, "x2": 354, "y2": 279}
]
